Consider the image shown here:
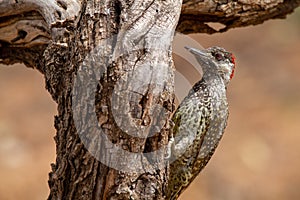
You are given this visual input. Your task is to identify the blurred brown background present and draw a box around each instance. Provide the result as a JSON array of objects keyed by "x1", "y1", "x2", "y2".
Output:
[{"x1": 1, "y1": 7, "x2": 300, "y2": 200}]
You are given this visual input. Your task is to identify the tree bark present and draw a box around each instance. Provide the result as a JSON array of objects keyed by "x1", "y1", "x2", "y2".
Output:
[
  {"x1": 177, "y1": 0, "x2": 300, "y2": 34},
  {"x1": 1, "y1": 0, "x2": 181, "y2": 199},
  {"x1": 0, "y1": 0, "x2": 299, "y2": 199}
]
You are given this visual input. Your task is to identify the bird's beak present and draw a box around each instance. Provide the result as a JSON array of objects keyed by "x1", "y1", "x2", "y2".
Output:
[{"x1": 184, "y1": 46, "x2": 208, "y2": 58}]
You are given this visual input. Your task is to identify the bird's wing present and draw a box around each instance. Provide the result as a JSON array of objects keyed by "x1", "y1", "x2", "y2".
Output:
[
  {"x1": 171, "y1": 85, "x2": 212, "y2": 160},
  {"x1": 167, "y1": 88, "x2": 212, "y2": 200}
]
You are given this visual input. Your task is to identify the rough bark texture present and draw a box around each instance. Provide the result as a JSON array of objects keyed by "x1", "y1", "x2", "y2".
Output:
[
  {"x1": 0, "y1": 0, "x2": 181, "y2": 199},
  {"x1": 0, "y1": 0, "x2": 299, "y2": 200},
  {"x1": 178, "y1": 0, "x2": 300, "y2": 34}
]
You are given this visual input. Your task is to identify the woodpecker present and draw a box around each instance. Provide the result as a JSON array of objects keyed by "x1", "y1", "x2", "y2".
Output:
[{"x1": 166, "y1": 46, "x2": 236, "y2": 200}]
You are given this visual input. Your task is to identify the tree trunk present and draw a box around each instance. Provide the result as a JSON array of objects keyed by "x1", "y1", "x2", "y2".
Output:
[
  {"x1": 1, "y1": 0, "x2": 181, "y2": 199},
  {"x1": 0, "y1": 0, "x2": 299, "y2": 199}
]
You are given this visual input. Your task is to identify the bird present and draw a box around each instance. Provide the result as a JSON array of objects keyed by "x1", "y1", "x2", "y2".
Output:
[{"x1": 166, "y1": 46, "x2": 236, "y2": 200}]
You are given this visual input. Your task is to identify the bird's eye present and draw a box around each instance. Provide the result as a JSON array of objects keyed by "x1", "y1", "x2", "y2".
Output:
[{"x1": 214, "y1": 53, "x2": 223, "y2": 61}]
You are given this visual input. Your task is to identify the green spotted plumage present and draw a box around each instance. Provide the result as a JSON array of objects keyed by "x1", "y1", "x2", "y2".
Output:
[{"x1": 166, "y1": 46, "x2": 235, "y2": 200}]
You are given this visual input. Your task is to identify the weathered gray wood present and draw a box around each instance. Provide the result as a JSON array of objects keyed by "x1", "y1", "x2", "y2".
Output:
[
  {"x1": 1, "y1": 0, "x2": 181, "y2": 199},
  {"x1": 178, "y1": 0, "x2": 300, "y2": 34}
]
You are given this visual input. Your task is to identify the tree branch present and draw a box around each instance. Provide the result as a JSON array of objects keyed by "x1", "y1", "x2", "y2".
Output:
[
  {"x1": 0, "y1": 0, "x2": 80, "y2": 67},
  {"x1": 1, "y1": 0, "x2": 300, "y2": 54},
  {"x1": 178, "y1": 0, "x2": 300, "y2": 34}
]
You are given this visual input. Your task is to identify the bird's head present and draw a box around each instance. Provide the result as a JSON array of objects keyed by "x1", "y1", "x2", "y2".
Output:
[{"x1": 185, "y1": 46, "x2": 236, "y2": 85}]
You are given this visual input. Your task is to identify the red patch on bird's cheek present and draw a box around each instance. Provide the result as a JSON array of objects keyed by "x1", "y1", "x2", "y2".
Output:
[
  {"x1": 230, "y1": 54, "x2": 236, "y2": 79},
  {"x1": 231, "y1": 54, "x2": 236, "y2": 65},
  {"x1": 230, "y1": 67, "x2": 235, "y2": 79}
]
